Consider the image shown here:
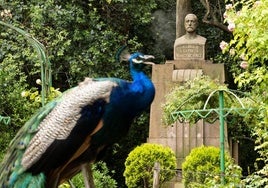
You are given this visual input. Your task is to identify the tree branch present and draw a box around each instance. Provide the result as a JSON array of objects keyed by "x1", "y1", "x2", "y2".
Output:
[
  {"x1": 202, "y1": 19, "x2": 231, "y2": 33},
  {"x1": 199, "y1": 0, "x2": 232, "y2": 33}
]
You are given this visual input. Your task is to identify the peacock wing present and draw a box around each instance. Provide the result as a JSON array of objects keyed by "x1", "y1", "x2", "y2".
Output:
[
  {"x1": 0, "y1": 79, "x2": 116, "y2": 187},
  {"x1": 21, "y1": 79, "x2": 116, "y2": 173}
]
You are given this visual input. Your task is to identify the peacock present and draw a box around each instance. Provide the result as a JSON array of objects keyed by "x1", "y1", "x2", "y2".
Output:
[{"x1": 0, "y1": 47, "x2": 155, "y2": 188}]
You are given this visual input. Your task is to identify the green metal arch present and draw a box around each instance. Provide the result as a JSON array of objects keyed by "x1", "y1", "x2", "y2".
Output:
[
  {"x1": 171, "y1": 89, "x2": 256, "y2": 185},
  {"x1": 0, "y1": 21, "x2": 52, "y2": 125}
]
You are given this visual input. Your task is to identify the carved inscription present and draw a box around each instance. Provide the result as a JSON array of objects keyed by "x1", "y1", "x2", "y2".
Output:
[{"x1": 175, "y1": 44, "x2": 204, "y2": 60}]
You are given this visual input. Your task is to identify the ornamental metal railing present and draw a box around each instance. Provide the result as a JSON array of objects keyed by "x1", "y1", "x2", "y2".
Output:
[{"x1": 0, "y1": 115, "x2": 11, "y2": 125}]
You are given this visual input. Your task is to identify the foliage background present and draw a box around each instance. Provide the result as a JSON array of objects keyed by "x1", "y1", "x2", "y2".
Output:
[
  {"x1": 0, "y1": 1, "x2": 159, "y2": 187},
  {"x1": 1, "y1": 0, "x2": 266, "y2": 187},
  {"x1": 222, "y1": 0, "x2": 268, "y2": 186}
]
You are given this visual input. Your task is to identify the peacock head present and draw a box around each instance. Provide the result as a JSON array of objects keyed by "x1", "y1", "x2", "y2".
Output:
[
  {"x1": 116, "y1": 46, "x2": 154, "y2": 70},
  {"x1": 128, "y1": 52, "x2": 154, "y2": 68}
]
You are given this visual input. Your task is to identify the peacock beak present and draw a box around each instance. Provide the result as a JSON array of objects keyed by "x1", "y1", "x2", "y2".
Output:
[
  {"x1": 139, "y1": 55, "x2": 155, "y2": 60},
  {"x1": 143, "y1": 61, "x2": 155, "y2": 65},
  {"x1": 138, "y1": 54, "x2": 155, "y2": 65}
]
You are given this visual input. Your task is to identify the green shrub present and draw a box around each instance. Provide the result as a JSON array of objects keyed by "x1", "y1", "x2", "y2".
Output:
[
  {"x1": 124, "y1": 143, "x2": 177, "y2": 188},
  {"x1": 182, "y1": 146, "x2": 242, "y2": 188},
  {"x1": 91, "y1": 161, "x2": 117, "y2": 188},
  {"x1": 59, "y1": 161, "x2": 117, "y2": 188}
]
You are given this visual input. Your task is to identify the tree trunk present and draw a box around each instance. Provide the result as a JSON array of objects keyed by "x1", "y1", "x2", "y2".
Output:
[
  {"x1": 81, "y1": 163, "x2": 95, "y2": 188},
  {"x1": 176, "y1": 0, "x2": 192, "y2": 38}
]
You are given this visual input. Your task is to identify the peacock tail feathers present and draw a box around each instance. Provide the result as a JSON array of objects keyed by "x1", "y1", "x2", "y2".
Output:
[
  {"x1": 0, "y1": 101, "x2": 58, "y2": 187},
  {"x1": 8, "y1": 171, "x2": 45, "y2": 188},
  {"x1": 21, "y1": 79, "x2": 115, "y2": 170}
]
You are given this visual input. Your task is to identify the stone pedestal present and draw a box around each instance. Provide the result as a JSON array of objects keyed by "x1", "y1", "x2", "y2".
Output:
[
  {"x1": 174, "y1": 35, "x2": 206, "y2": 60},
  {"x1": 148, "y1": 60, "x2": 231, "y2": 168}
]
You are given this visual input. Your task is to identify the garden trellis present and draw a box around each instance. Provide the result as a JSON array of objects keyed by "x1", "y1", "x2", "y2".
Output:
[
  {"x1": 170, "y1": 89, "x2": 254, "y2": 185},
  {"x1": 0, "y1": 20, "x2": 52, "y2": 106}
]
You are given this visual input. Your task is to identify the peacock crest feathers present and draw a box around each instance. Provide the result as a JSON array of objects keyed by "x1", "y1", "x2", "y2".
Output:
[{"x1": 115, "y1": 45, "x2": 130, "y2": 62}]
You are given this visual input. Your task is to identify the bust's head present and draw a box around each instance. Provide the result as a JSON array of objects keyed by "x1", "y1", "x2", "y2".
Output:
[{"x1": 184, "y1": 14, "x2": 198, "y2": 34}]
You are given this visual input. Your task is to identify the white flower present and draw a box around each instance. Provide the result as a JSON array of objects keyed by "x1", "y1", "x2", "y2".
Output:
[
  {"x1": 240, "y1": 53, "x2": 246, "y2": 60},
  {"x1": 36, "y1": 79, "x2": 42, "y2": 85},
  {"x1": 240, "y1": 61, "x2": 248, "y2": 69},
  {"x1": 0, "y1": 9, "x2": 12, "y2": 18},
  {"x1": 229, "y1": 48, "x2": 235, "y2": 56},
  {"x1": 228, "y1": 22, "x2": 235, "y2": 32},
  {"x1": 220, "y1": 41, "x2": 228, "y2": 51},
  {"x1": 253, "y1": 1, "x2": 261, "y2": 7},
  {"x1": 4, "y1": 9, "x2": 10, "y2": 14},
  {"x1": 223, "y1": 12, "x2": 228, "y2": 19},
  {"x1": 225, "y1": 4, "x2": 233, "y2": 10},
  {"x1": 21, "y1": 91, "x2": 28, "y2": 97}
]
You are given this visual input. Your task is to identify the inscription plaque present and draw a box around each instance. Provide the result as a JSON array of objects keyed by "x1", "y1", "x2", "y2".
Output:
[{"x1": 175, "y1": 44, "x2": 204, "y2": 59}]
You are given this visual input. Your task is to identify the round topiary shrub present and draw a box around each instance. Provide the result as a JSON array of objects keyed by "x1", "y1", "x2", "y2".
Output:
[
  {"x1": 182, "y1": 145, "x2": 242, "y2": 187},
  {"x1": 124, "y1": 143, "x2": 177, "y2": 188}
]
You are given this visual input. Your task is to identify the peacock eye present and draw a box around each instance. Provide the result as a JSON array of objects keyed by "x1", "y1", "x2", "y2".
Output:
[
  {"x1": 132, "y1": 58, "x2": 143, "y2": 64},
  {"x1": 16, "y1": 141, "x2": 26, "y2": 149}
]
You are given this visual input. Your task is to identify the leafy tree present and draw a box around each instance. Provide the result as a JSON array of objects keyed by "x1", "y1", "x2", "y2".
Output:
[
  {"x1": 221, "y1": 0, "x2": 268, "y2": 186},
  {"x1": 91, "y1": 161, "x2": 117, "y2": 188},
  {"x1": 0, "y1": 21, "x2": 50, "y2": 160},
  {"x1": 124, "y1": 143, "x2": 177, "y2": 188},
  {"x1": 222, "y1": 0, "x2": 268, "y2": 89},
  {"x1": 0, "y1": 0, "x2": 158, "y2": 88},
  {"x1": 182, "y1": 146, "x2": 242, "y2": 188}
]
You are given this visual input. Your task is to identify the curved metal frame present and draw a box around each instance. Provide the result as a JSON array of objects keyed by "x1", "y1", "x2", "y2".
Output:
[
  {"x1": 171, "y1": 89, "x2": 255, "y2": 185},
  {"x1": 0, "y1": 21, "x2": 52, "y2": 125}
]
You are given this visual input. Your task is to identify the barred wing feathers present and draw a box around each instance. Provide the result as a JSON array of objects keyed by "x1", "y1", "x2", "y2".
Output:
[{"x1": 0, "y1": 78, "x2": 116, "y2": 187}]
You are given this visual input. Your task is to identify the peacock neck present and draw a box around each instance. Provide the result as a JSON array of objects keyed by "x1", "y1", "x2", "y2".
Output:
[
  {"x1": 130, "y1": 63, "x2": 150, "y2": 81},
  {"x1": 130, "y1": 67, "x2": 150, "y2": 89},
  {"x1": 129, "y1": 66, "x2": 155, "y2": 108}
]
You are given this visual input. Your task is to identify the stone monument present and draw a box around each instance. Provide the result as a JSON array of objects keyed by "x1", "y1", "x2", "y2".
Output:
[{"x1": 148, "y1": 14, "x2": 237, "y2": 186}]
